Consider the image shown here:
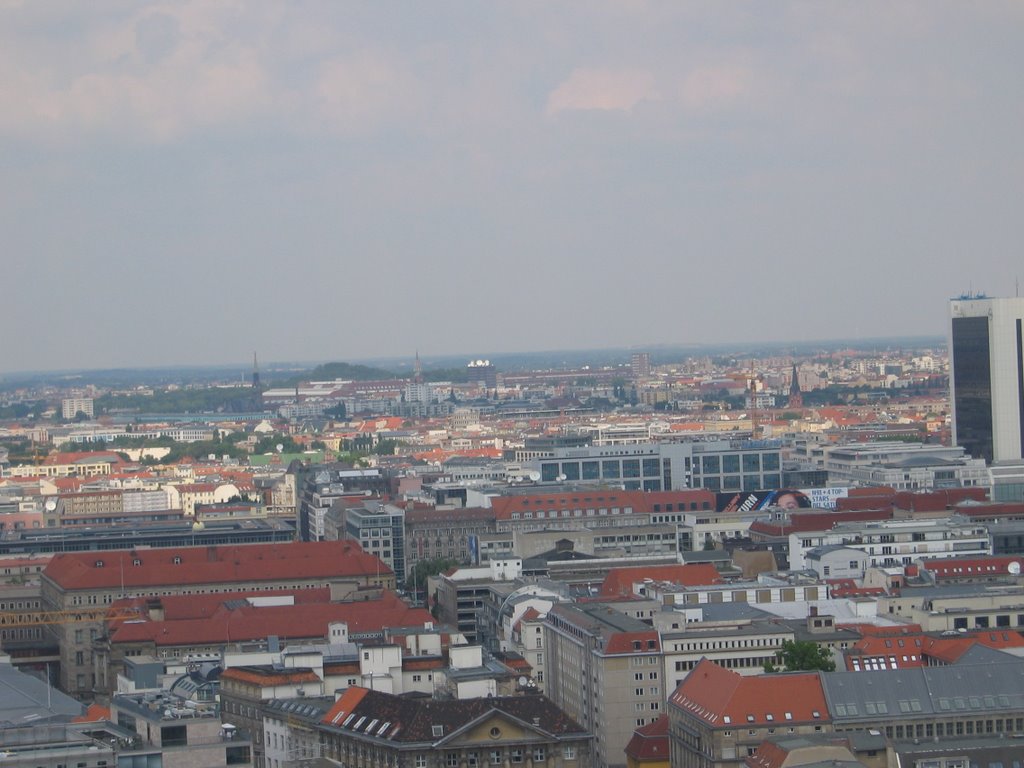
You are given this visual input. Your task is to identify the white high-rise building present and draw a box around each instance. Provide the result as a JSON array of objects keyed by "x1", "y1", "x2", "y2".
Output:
[
  {"x1": 949, "y1": 295, "x2": 1024, "y2": 465},
  {"x1": 61, "y1": 397, "x2": 94, "y2": 420}
]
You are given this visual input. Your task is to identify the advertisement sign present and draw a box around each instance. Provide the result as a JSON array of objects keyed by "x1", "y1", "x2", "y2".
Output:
[{"x1": 716, "y1": 487, "x2": 849, "y2": 513}]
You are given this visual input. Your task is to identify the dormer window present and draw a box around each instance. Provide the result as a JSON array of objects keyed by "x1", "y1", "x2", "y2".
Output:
[
  {"x1": 432, "y1": 725, "x2": 444, "y2": 738},
  {"x1": 132, "y1": 558, "x2": 142, "y2": 566},
  {"x1": 95, "y1": 560, "x2": 104, "y2": 567},
  {"x1": 173, "y1": 556, "x2": 182, "y2": 565}
]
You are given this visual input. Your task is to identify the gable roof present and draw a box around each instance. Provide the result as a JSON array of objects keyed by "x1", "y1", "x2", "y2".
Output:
[
  {"x1": 670, "y1": 659, "x2": 828, "y2": 727},
  {"x1": 320, "y1": 686, "x2": 587, "y2": 743},
  {"x1": 624, "y1": 713, "x2": 669, "y2": 762}
]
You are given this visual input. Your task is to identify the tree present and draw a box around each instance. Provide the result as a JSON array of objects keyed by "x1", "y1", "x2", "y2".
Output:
[
  {"x1": 324, "y1": 403, "x2": 347, "y2": 419},
  {"x1": 763, "y1": 640, "x2": 836, "y2": 673},
  {"x1": 408, "y1": 557, "x2": 461, "y2": 595}
]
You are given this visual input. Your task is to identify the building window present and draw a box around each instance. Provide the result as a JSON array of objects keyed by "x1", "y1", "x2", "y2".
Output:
[{"x1": 532, "y1": 747, "x2": 546, "y2": 761}]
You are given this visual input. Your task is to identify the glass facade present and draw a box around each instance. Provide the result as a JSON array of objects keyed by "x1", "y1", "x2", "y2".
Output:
[
  {"x1": 536, "y1": 444, "x2": 782, "y2": 494},
  {"x1": 952, "y1": 316, "x2": 994, "y2": 462}
]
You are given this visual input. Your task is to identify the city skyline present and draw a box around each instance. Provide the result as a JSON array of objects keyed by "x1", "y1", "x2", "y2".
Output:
[
  {"x1": 0, "y1": 332, "x2": 947, "y2": 380},
  {"x1": 2, "y1": 3, "x2": 1020, "y2": 372}
]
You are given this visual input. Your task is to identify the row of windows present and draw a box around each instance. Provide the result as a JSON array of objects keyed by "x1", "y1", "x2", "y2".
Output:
[
  {"x1": 0, "y1": 627, "x2": 43, "y2": 640},
  {"x1": 511, "y1": 506, "x2": 634, "y2": 520},
  {"x1": 0, "y1": 600, "x2": 41, "y2": 610},
  {"x1": 670, "y1": 636, "x2": 782, "y2": 652}
]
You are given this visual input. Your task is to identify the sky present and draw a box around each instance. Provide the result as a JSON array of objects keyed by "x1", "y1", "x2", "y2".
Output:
[{"x1": 1, "y1": 1, "x2": 1021, "y2": 373}]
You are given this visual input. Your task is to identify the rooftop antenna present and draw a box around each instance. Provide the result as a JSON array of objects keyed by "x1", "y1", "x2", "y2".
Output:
[{"x1": 252, "y1": 352, "x2": 260, "y2": 390}]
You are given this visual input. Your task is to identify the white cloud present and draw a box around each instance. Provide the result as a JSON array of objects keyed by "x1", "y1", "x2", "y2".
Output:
[{"x1": 546, "y1": 67, "x2": 662, "y2": 115}]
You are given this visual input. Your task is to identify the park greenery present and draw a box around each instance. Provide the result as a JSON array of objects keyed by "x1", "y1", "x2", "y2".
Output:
[
  {"x1": 95, "y1": 387, "x2": 259, "y2": 415},
  {"x1": 407, "y1": 557, "x2": 461, "y2": 594},
  {"x1": 763, "y1": 640, "x2": 836, "y2": 673}
]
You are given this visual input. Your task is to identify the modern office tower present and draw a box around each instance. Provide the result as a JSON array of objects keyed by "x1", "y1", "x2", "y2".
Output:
[{"x1": 949, "y1": 295, "x2": 1024, "y2": 464}]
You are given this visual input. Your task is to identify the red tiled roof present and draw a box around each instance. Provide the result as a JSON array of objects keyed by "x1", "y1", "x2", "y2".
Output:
[
  {"x1": 43, "y1": 451, "x2": 123, "y2": 466},
  {"x1": 624, "y1": 713, "x2": 669, "y2": 762},
  {"x1": 323, "y1": 686, "x2": 370, "y2": 725},
  {"x1": 600, "y1": 564, "x2": 721, "y2": 597},
  {"x1": 43, "y1": 540, "x2": 392, "y2": 591},
  {"x1": 745, "y1": 739, "x2": 790, "y2": 768},
  {"x1": 72, "y1": 703, "x2": 110, "y2": 723},
  {"x1": 110, "y1": 592, "x2": 432, "y2": 646},
  {"x1": 403, "y1": 657, "x2": 446, "y2": 671},
  {"x1": 670, "y1": 659, "x2": 828, "y2": 727},
  {"x1": 749, "y1": 509, "x2": 892, "y2": 537},
  {"x1": 111, "y1": 588, "x2": 333, "y2": 621},
  {"x1": 923, "y1": 630, "x2": 1024, "y2": 663},
  {"x1": 923, "y1": 556, "x2": 1023, "y2": 579},
  {"x1": 605, "y1": 630, "x2": 661, "y2": 655},
  {"x1": 221, "y1": 668, "x2": 321, "y2": 686},
  {"x1": 954, "y1": 502, "x2": 1024, "y2": 520},
  {"x1": 513, "y1": 606, "x2": 544, "y2": 634}
]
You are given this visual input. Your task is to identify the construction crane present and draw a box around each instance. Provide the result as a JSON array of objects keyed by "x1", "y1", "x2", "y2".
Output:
[{"x1": 0, "y1": 606, "x2": 142, "y2": 627}]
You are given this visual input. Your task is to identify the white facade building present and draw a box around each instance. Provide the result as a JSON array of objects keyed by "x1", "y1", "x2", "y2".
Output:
[{"x1": 789, "y1": 517, "x2": 992, "y2": 570}]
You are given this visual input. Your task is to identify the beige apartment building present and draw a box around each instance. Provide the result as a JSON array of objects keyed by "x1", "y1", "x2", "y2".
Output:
[{"x1": 544, "y1": 602, "x2": 664, "y2": 768}]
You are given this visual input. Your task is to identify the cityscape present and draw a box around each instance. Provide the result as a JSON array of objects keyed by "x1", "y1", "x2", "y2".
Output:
[{"x1": 2, "y1": 3, "x2": 1022, "y2": 768}]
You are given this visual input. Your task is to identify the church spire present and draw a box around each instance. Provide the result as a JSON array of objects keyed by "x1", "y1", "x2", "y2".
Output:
[
  {"x1": 413, "y1": 351, "x2": 423, "y2": 384},
  {"x1": 787, "y1": 363, "x2": 803, "y2": 408}
]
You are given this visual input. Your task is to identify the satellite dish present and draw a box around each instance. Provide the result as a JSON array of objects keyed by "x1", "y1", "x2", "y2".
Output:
[
  {"x1": 208, "y1": 454, "x2": 216, "y2": 461},
  {"x1": 518, "y1": 676, "x2": 528, "y2": 687},
  {"x1": 528, "y1": 472, "x2": 541, "y2": 482},
  {"x1": 1009, "y1": 562, "x2": 1021, "y2": 575},
  {"x1": 45, "y1": 499, "x2": 57, "y2": 512},
  {"x1": 276, "y1": 443, "x2": 284, "y2": 453},
  {"x1": 557, "y1": 474, "x2": 567, "y2": 482}
]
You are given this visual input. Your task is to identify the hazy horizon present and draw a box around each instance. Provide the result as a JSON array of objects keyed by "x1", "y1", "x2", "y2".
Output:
[
  {"x1": 2, "y1": 3, "x2": 1019, "y2": 372},
  {"x1": 0, "y1": 333, "x2": 947, "y2": 382}
]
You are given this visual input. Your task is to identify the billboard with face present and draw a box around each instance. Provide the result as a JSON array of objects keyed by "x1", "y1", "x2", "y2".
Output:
[{"x1": 716, "y1": 487, "x2": 848, "y2": 513}]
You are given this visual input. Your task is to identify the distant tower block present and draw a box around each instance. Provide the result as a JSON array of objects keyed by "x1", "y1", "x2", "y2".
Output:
[
  {"x1": 467, "y1": 359, "x2": 498, "y2": 390},
  {"x1": 788, "y1": 363, "x2": 803, "y2": 409},
  {"x1": 631, "y1": 352, "x2": 651, "y2": 379},
  {"x1": 252, "y1": 352, "x2": 260, "y2": 389}
]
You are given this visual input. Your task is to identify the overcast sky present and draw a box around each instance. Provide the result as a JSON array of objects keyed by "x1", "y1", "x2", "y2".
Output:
[{"x1": 1, "y1": 1, "x2": 1021, "y2": 373}]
